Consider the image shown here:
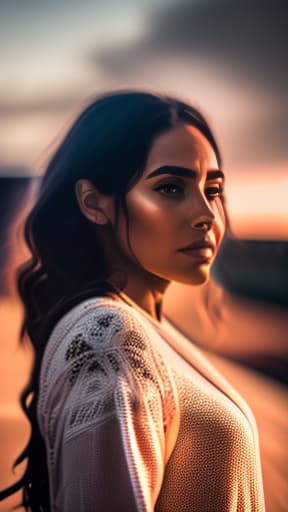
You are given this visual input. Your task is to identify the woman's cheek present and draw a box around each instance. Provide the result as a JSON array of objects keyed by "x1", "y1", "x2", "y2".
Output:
[
  {"x1": 213, "y1": 198, "x2": 226, "y2": 242},
  {"x1": 127, "y1": 193, "x2": 167, "y2": 235},
  {"x1": 131, "y1": 206, "x2": 167, "y2": 243}
]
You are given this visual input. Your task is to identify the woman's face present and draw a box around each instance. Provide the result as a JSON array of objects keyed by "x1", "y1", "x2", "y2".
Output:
[{"x1": 115, "y1": 122, "x2": 226, "y2": 286}]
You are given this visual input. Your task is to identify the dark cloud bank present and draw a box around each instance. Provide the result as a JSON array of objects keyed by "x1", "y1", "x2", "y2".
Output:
[
  {"x1": 87, "y1": 0, "x2": 288, "y2": 166},
  {"x1": 92, "y1": 0, "x2": 288, "y2": 94}
]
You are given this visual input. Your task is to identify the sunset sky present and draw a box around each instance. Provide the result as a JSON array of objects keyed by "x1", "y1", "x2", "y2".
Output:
[
  {"x1": 0, "y1": 5, "x2": 287, "y2": 507},
  {"x1": 0, "y1": 0, "x2": 287, "y2": 238}
]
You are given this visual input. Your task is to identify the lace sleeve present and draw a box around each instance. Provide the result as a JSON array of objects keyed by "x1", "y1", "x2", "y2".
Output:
[{"x1": 37, "y1": 301, "x2": 178, "y2": 511}]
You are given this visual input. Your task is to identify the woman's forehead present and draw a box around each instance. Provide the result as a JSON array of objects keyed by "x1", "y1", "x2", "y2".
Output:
[{"x1": 143, "y1": 123, "x2": 218, "y2": 175}]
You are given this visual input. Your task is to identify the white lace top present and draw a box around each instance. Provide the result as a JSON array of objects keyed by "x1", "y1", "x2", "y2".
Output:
[{"x1": 37, "y1": 296, "x2": 265, "y2": 511}]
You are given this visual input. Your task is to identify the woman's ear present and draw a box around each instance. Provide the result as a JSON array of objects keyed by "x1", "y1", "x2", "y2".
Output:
[{"x1": 75, "y1": 179, "x2": 109, "y2": 225}]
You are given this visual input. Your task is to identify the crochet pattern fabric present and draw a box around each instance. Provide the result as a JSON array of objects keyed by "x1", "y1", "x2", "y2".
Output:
[{"x1": 37, "y1": 297, "x2": 265, "y2": 511}]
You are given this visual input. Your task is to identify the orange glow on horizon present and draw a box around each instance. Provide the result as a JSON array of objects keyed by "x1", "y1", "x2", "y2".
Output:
[
  {"x1": 229, "y1": 216, "x2": 288, "y2": 240},
  {"x1": 225, "y1": 163, "x2": 288, "y2": 239}
]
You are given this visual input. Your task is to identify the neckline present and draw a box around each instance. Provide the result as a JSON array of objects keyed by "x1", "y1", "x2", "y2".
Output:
[
  {"x1": 111, "y1": 294, "x2": 257, "y2": 432},
  {"x1": 87, "y1": 293, "x2": 257, "y2": 435}
]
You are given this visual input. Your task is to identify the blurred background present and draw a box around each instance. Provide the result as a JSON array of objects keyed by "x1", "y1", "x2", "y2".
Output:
[{"x1": 0, "y1": 0, "x2": 287, "y2": 510}]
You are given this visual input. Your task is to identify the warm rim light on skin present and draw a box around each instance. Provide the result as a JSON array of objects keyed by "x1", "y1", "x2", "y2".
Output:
[{"x1": 117, "y1": 123, "x2": 226, "y2": 291}]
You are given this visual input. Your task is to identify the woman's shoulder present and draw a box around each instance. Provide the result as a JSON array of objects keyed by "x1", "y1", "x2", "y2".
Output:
[
  {"x1": 40, "y1": 296, "x2": 160, "y2": 390},
  {"x1": 49, "y1": 295, "x2": 152, "y2": 348},
  {"x1": 38, "y1": 296, "x2": 180, "y2": 454}
]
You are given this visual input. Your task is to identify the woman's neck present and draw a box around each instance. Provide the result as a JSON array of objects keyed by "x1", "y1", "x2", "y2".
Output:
[
  {"x1": 122, "y1": 282, "x2": 166, "y2": 322},
  {"x1": 108, "y1": 266, "x2": 170, "y2": 322}
]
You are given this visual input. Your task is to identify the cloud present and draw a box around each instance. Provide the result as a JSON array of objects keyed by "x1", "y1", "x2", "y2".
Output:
[
  {"x1": 0, "y1": 93, "x2": 78, "y2": 118},
  {"x1": 1, "y1": 0, "x2": 287, "y2": 170},
  {"x1": 88, "y1": 0, "x2": 288, "y2": 94},
  {"x1": 84, "y1": 0, "x2": 288, "y2": 168}
]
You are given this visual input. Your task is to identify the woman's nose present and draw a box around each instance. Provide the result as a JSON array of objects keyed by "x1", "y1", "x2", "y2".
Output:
[
  {"x1": 192, "y1": 217, "x2": 214, "y2": 231},
  {"x1": 190, "y1": 197, "x2": 215, "y2": 231}
]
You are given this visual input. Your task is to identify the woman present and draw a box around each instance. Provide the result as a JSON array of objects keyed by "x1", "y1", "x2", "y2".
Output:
[{"x1": 0, "y1": 90, "x2": 265, "y2": 511}]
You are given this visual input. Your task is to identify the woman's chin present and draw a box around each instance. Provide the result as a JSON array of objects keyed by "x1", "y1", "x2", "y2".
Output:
[
  {"x1": 149, "y1": 265, "x2": 211, "y2": 287},
  {"x1": 179, "y1": 268, "x2": 211, "y2": 286}
]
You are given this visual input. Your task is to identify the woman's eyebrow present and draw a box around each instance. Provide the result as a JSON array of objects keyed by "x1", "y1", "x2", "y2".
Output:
[{"x1": 145, "y1": 165, "x2": 224, "y2": 180}]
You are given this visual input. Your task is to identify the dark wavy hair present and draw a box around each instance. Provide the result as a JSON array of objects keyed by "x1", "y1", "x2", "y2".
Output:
[{"x1": 0, "y1": 90, "x2": 227, "y2": 511}]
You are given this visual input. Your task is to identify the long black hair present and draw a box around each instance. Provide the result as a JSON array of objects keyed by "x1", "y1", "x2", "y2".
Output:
[{"x1": 0, "y1": 90, "x2": 226, "y2": 511}]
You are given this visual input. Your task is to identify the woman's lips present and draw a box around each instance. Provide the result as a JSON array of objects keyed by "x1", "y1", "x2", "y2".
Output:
[
  {"x1": 178, "y1": 240, "x2": 215, "y2": 259},
  {"x1": 179, "y1": 246, "x2": 214, "y2": 258}
]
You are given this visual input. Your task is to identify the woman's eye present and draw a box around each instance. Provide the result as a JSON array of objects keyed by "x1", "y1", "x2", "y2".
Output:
[
  {"x1": 155, "y1": 183, "x2": 184, "y2": 196},
  {"x1": 205, "y1": 186, "x2": 223, "y2": 200}
]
